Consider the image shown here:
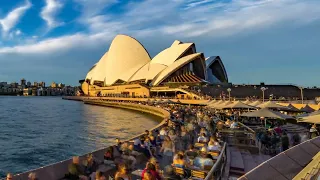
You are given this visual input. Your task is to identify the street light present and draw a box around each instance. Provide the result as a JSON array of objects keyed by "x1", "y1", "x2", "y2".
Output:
[
  {"x1": 299, "y1": 87, "x2": 304, "y2": 104},
  {"x1": 260, "y1": 87, "x2": 268, "y2": 102},
  {"x1": 227, "y1": 88, "x2": 231, "y2": 101}
]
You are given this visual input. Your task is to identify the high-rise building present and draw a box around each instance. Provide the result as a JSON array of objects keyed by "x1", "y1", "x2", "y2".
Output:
[
  {"x1": 39, "y1": 81, "x2": 45, "y2": 87},
  {"x1": 34, "y1": 82, "x2": 38, "y2": 87},
  {"x1": 27, "y1": 81, "x2": 31, "y2": 87},
  {"x1": 58, "y1": 83, "x2": 65, "y2": 88},
  {"x1": 21, "y1": 79, "x2": 26, "y2": 86}
]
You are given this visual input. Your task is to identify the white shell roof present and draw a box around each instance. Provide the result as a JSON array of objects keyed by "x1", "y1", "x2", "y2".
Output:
[
  {"x1": 128, "y1": 62, "x2": 167, "y2": 82},
  {"x1": 86, "y1": 35, "x2": 151, "y2": 85},
  {"x1": 150, "y1": 43, "x2": 194, "y2": 66},
  {"x1": 152, "y1": 53, "x2": 202, "y2": 86}
]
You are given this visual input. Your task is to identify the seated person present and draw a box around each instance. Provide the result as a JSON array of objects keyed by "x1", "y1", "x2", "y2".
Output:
[
  {"x1": 216, "y1": 121, "x2": 224, "y2": 130},
  {"x1": 199, "y1": 127, "x2": 208, "y2": 136},
  {"x1": 134, "y1": 137, "x2": 151, "y2": 158},
  {"x1": 83, "y1": 154, "x2": 99, "y2": 174},
  {"x1": 172, "y1": 153, "x2": 186, "y2": 168},
  {"x1": 141, "y1": 162, "x2": 161, "y2": 180},
  {"x1": 207, "y1": 137, "x2": 221, "y2": 152},
  {"x1": 104, "y1": 146, "x2": 114, "y2": 161},
  {"x1": 121, "y1": 149, "x2": 137, "y2": 170},
  {"x1": 149, "y1": 157, "x2": 161, "y2": 172},
  {"x1": 115, "y1": 138, "x2": 123, "y2": 153},
  {"x1": 193, "y1": 147, "x2": 214, "y2": 170},
  {"x1": 197, "y1": 133, "x2": 208, "y2": 143},
  {"x1": 159, "y1": 127, "x2": 168, "y2": 140},
  {"x1": 128, "y1": 144, "x2": 142, "y2": 157},
  {"x1": 68, "y1": 156, "x2": 86, "y2": 178},
  {"x1": 186, "y1": 144, "x2": 198, "y2": 159},
  {"x1": 115, "y1": 163, "x2": 131, "y2": 180}
]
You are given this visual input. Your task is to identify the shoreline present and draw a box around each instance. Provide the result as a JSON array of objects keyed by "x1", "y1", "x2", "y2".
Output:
[{"x1": 9, "y1": 96, "x2": 170, "y2": 180}]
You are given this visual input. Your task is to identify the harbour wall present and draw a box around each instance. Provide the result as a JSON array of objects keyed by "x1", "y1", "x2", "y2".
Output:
[{"x1": 9, "y1": 97, "x2": 170, "y2": 180}]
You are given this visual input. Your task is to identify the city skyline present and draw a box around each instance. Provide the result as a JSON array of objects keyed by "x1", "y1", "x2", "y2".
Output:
[
  {"x1": 0, "y1": 78, "x2": 69, "y2": 87},
  {"x1": 0, "y1": 0, "x2": 320, "y2": 86}
]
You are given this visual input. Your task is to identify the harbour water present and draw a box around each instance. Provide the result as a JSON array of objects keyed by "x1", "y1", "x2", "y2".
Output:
[{"x1": 0, "y1": 96, "x2": 160, "y2": 178}]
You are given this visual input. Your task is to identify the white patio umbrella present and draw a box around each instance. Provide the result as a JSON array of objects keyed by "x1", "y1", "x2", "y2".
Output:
[
  {"x1": 242, "y1": 99, "x2": 252, "y2": 105},
  {"x1": 300, "y1": 114, "x2": 320, "y2": 124},
  {"x1": 215, "y1": 101, "x2": 234, "y2": 109},
  {"x1": 162, "y1": 99, "x2": 174, "y2": 104},
  {"x1": 257, "y1": 101, "x2": 290, "y2": 110},
  {"x1": 208, "y1": 100, "x2": 225, "y2": 108},
  {"x1": 249, "y1": 100, "x2": 262, "y2": 107},
  {"x1": 298, "y1": 110, "x2": 320, "y2": 124},
  {"x1": 240, "y1": 108, "x2": 294, "y2": 127},
  {"x1": 225, "y1": 101, "x2": 257, "y2": 109}
]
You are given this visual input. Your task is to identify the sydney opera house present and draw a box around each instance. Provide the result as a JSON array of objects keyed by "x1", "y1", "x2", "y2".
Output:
[{"x1": 80, "y1": 35, "x2": 228, "y2": 98}]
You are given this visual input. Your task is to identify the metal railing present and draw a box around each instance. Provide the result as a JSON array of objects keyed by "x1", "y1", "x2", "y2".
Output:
[
  {"x1": 218, "y1": 123, "x2": 257, "y2": 148},
  {"x1": 204, "y1": 142, "x2": 227, "y2": 180}
]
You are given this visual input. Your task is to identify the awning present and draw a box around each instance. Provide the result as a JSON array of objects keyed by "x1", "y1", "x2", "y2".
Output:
[{"x1": 240, "y1": 108, "x2": 294, "y2": 119}]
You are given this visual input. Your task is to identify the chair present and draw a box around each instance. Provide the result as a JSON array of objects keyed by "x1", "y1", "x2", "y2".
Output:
[
  {"x1": 174, "y1": 167, "x2": 185, "y2": 177},
  {"x1": 194, "y1": 143, "x2": 206, "y2": 148},
  {"x1": 191, "y1": 170, "x2": 207, "y2": 179},
  {"x1": 208, "y1": 151, "x2": 220, "y2": 157}
]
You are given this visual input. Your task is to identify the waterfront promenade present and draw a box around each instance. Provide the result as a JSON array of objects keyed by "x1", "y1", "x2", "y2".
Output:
[
  {"x1": 7, "y1": 96, "x2": 230, "y2": 180},
  {"x1": 5, "y1": 96, "x2": 320, "y2": 180}
]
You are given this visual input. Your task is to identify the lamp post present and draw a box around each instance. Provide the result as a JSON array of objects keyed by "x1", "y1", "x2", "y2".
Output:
[
  {"x1": 299, "y1": 87, "x2": 304, "y2": 104},
  {"x1": 227, "y1": 88, "x2": 231, "y2": 101},
  {"x1": 260, "y1": 87, "x2": 267, "y2": 102}
]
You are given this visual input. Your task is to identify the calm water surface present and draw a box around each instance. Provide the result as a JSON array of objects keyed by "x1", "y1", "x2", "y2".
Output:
[{"x1": 0, "y1": 96, "x2": 160, "y2": 177}]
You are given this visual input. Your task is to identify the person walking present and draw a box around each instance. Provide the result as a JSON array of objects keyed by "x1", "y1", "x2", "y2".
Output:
[{"x1": 310, "y1": 124, "x2": 319, "y2": 139}]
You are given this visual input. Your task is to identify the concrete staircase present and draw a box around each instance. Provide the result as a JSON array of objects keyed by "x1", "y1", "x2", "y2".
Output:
[{"x1": 224, "y1": 146, "x2": 271, "y2": 180}]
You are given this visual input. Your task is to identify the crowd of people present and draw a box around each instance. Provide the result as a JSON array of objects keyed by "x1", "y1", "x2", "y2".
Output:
[{"x1": 5, "y1": 98, "x2": 319, "y2": 180}]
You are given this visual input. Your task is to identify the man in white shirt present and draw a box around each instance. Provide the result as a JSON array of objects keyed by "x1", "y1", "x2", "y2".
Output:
[{"x1": 197, "y1": 133, "x2": 208, "y2": 143}]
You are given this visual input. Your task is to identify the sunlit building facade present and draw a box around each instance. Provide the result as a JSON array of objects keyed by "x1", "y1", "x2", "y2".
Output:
[{"x1": 80, "y1": 35, "x2": 228, "y2": 97}]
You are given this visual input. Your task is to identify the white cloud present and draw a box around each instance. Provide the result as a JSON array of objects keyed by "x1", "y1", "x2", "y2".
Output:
[
  {"x1": 40, "y1": 0, "x2": 64, "y2": 29},
  {"x1": 0, "y1": 0, "x2": 31, "y2": 34},
  {"x1": 15, "y1": 29, "x2": 22, "y2": 35},
  {"x1": 0, "y1": 32, "x2": 114, "y2": 54},
  {"x1": 74, "y1": 0, "x2": 117, "y2": 17}
]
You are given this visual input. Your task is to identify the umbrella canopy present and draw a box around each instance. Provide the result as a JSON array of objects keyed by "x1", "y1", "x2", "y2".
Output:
[
  {"x1": 240, "y1": 108, "x2": 294, "y2": 119},
  {"x1": 208, "y1": 100, "x2": 225, "y2": 108},
  {"x1": 287, "y1": 104, "x2": 301, "y2": 112},
  {"x1": 300, "y1": 114, "x2": 320, "y2": 124},
  {"x1": 300, "y1": 104, "x2": 316, "y2": 113},
  {"x1": 297, "y1": 110, "x2": 320, "y2": 119},
  {"x1": 249, "y1": 100, "x2": 262, "y2": 107},
  {"x1": 226, "y1": 101, "x2": 257, "y2": 109},
  {"x1": 242, "y1": 100, "x2": 252, "y2": 105},
  {"x1": 156, "y1": 99, "x2": 163, "y2": 103},
  {"x1": 207, "y1": 99, "x2": 217, "y2": 105},
  {"x1": 162, "y1": 99, "x2": 173, "y2": 104},
  {"x1": 215, "y1": 101, "x2": 234, "y2": 109},
  {"x1": 257, "y1": 101, "x2": 289, "y2": 110}
]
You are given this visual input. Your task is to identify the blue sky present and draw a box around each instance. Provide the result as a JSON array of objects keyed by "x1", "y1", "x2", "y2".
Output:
[{"x1": 0, "y1": 0, "x2": 319, "y2": 87}]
